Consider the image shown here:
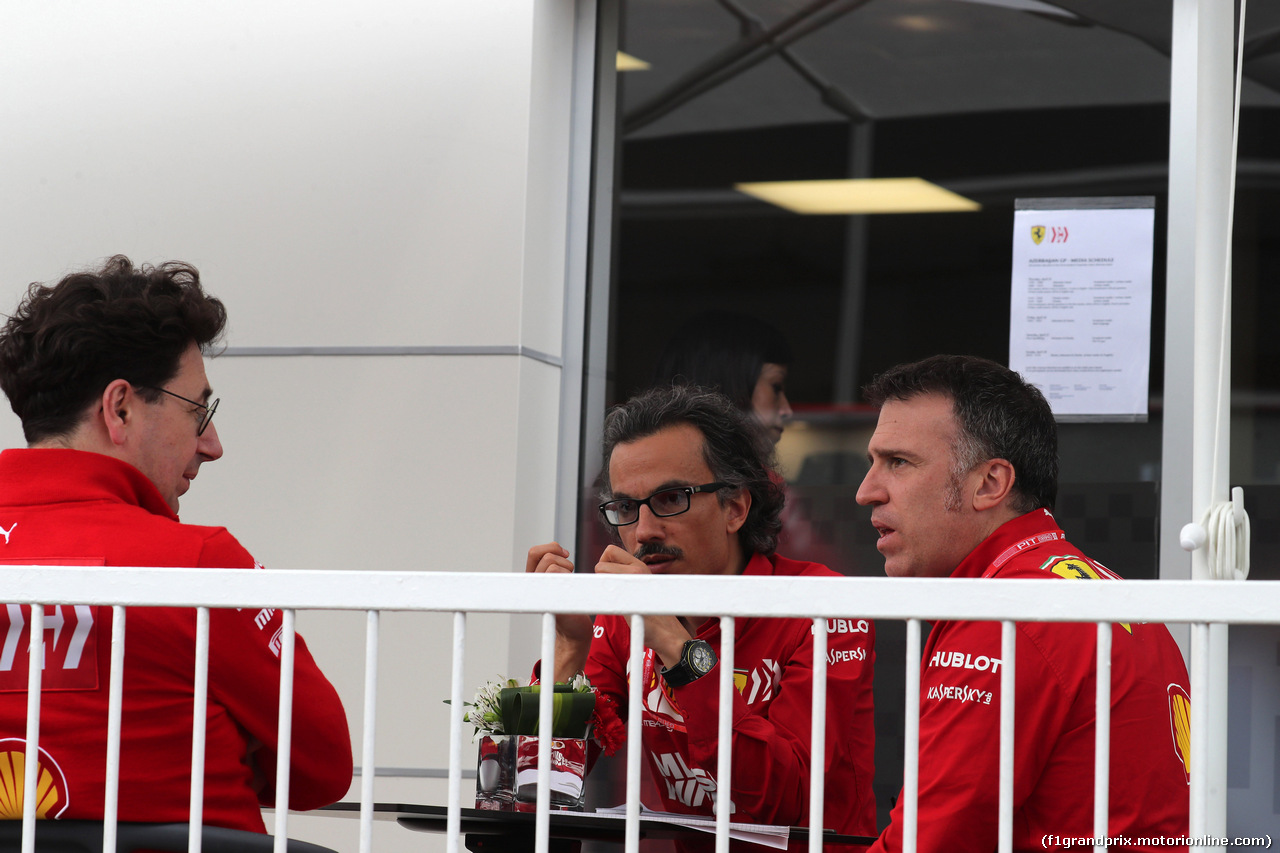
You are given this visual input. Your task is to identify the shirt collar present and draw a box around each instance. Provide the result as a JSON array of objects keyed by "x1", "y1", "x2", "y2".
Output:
[
  {"x1": 0, "y1": 448, "x2": 178, "y2": 521},
  {"x1": 951, "y1": 508, "x2": 1066, "y2": 579}
]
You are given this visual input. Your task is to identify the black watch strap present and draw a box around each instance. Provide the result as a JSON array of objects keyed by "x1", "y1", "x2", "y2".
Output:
[{"x1": 660, "y1": 639, "x2": 718, "y2": 688}]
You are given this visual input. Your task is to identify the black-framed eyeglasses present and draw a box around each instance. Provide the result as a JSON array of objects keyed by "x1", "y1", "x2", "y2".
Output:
[
  {"x1": 142, "y1": 386, "x2": 219, "y2": 436},
  {"x1": 599, "y1": 482, "x2": 729, "y2": 527}
]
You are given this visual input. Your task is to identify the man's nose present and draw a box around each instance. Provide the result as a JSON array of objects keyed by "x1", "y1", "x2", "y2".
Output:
[
  {"x1": 632, "y1": 504, "x2": 666, "y2": 541},
  {"x1": 855, "y1": 467, "x2": 882, "y2": 506},
  {"x1": 199, "y1": 421, "x2": 224, "y2": 462}
]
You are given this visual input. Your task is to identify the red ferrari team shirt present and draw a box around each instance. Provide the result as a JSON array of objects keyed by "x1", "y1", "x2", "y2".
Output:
[
  {"x1": 584, "y1": 552, "x2": 877, "y2": 837},
  {"x1": 872, "y1": 509, "x2": 1191, "y2": 853},
  {"x1": 0, "y1": 448, "x2": 352, "y2": 832}
]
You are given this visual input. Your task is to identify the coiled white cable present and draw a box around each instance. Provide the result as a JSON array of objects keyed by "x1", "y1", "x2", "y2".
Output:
[{"x1": 1180, "y1": 487, "x2": 1250, "y2": 580}]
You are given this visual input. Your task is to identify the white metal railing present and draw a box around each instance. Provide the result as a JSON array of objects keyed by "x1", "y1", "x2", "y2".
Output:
[{"x1": 5, "y1": 566, "x2": 1278, "y2": 853}]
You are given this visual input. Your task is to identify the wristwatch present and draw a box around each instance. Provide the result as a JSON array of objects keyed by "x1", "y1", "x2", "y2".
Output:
[{"x1": 660, "y1": 639, "x2": 718, "y2": 688}]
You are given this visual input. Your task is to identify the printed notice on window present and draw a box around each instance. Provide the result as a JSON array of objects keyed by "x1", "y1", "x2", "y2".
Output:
[{"x1": 1009, "y1": 197, "x2": 1155, "y2": 422}]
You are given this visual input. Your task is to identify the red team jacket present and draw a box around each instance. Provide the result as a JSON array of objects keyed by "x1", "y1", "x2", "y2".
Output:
[
  {"x1": 583, "y1": 552, "x2": 877, "y2": 836},
  {"x1": 0, "y1": 449, "x2": 352, "y2": 832},
  {"x1": 872, "y1": 510, "x2": 1191, "y2": 853}
]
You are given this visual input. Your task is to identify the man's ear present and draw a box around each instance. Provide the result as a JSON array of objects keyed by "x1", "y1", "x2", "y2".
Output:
[
  {"x1": 723, "y1": 487, "x2": 752, "y2": 535},
  {"x1": 972, "y1": 458, "x2": 1016, "y2": 512},
  {"x1": 100, "y1": 380, "x2": 135, "y2": 447}
]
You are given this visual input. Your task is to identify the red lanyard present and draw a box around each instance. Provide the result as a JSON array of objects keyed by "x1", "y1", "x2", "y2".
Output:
[{"x1": 989, "y1": 529, "x2": 1065, "y2": 572}]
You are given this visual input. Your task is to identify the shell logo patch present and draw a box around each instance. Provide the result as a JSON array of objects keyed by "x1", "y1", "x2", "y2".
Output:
[
  {"x1": 0, "y1": 739, "x2": 70, "y2": 819},
  {"x1": 1167, "y1": 684, "x2": 1191, "y2": 784}
]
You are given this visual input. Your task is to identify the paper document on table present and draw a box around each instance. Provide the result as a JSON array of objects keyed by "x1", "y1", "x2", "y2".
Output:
[
  {"x1": 1009, "y1": 197, "x2": 1155, "y2": 422},
  {"x1": 596, "y1": 804, "x2": 792, "y2": 849}
]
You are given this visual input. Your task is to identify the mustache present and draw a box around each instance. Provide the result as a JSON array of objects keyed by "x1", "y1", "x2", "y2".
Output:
[{"x1": 634, "y1": 542, "x2": 683, "y2": 562}]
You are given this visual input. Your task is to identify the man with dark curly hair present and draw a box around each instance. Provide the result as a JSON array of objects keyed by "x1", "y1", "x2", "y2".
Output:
[
  {"x1": 527, "y1": 385, "x2": 876, "y2": 838},
  {"x1": 0, "y1": 256, "x2": 351, "y2": 832}
]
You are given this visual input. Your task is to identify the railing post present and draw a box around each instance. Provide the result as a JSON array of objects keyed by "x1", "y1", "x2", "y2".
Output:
[
  {"x1": 808, "y1": 618, "x2": 827, "y2": 853},
  {"x1": 1093, "y1": 622, "x2": 1112, "y2": 852},
  {"x1": 273, "y1": 610, "x2": 297, "y2": 853},
  {"x1": 625, "y1": 615, "x2": 645, "y2": 853},
  {"x1": 716, "y1": 616, "x2": 735, "y2": 853},
  {"x1": 103, "y1": 606, "x2": 127, "y2": 853},
  {"x1": 188, "y1": 607, "x2": 210, "y2": 853},
  {"x1": 536, "y1": 613, "x2": 556, "y2": 853},
  {"x1": 21, "y1": 605, "x2": 44, "y2": 853},
  {"x1": 1190, "y1": 622, "x2": 1210, "y2": 840},
  {"x1": 903, "y1": 619, "x2": 921, "y2": 853},
  {"x1": 447, "y1": 611, "x2": 466, "y2": 853},
  {"x1": 360, "y1": 610, "x2": 380, "y2": 853},
  {"x1": 998, "y1": 621, "x2": 1016, "y2": 853}
]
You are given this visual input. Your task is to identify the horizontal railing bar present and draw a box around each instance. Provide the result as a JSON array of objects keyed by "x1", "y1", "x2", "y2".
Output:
[
  {"x1": 0, "y1": 568, "x2": 1277, "y2": 623},
  {"x1": 352, "y1": 766, "x2": 477, "y2": 779}
]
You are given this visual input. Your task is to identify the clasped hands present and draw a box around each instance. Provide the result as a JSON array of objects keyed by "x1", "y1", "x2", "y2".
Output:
[{"x1": 526, "y1": 542, "x2": 694, "y2": 684}]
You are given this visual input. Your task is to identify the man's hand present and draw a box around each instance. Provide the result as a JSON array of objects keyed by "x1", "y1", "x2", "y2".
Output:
[
  {"x1": 594, "y1": 545, "x2": 694, "y2": 670},
  {"x1": 526, "y1": 542, "x2": 593, "y2": 682}
]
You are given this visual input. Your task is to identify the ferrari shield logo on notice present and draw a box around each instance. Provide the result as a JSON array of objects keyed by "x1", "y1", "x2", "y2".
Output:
[{"x1": 1031, "y1": 225, "x2": 1045, "y2": 245}]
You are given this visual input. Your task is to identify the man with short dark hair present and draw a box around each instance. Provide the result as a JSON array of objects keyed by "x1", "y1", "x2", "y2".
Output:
[
  {"x1": 0, "y1": 256, "x2": 352, "y2": 831},
  {"x1": 857, "y1": 355, "x2": 1190, "y2": 852},
  {"x1": 528, "y1": 385, "x2": 876, "y2": 836}
]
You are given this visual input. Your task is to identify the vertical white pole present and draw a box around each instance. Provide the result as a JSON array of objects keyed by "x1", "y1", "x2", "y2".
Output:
[
  {"x1": 1162, "y1": 1, "x2": 1236, "y2": 587},
  {"x1": 555, "y1": 0, "x2": 604, "y2": 550},
  {"x1": 447, "y1": 611, "x2": 466, "y2": 853},
  {"x1": 903, "y1": 619, "x2": 921, "y2": 853},
  {"x1": 625, "y1": 615, "x2": 645, "y2": 853},
  {"x1": 103, "y1": 606, "x2": 127, "y2": 853},
  {"x1": 20, "y1": 605, "x2": 43, "y2": 853},
  {"x1": 1164, "y1": 2, "x2": 1236, "y2": 842},
  {"x1": 1093, "y1": 622, "x2": 1112, "y2": 852},
  {"x1": 536, "y1": 613, "x2": 556, "y2": 853},
  {"x1": 189, "y1": 607, "x2": 210, "y2": 853},
  {"x1": 716, "y1": 617, "x2": 735, "y2": 853},
  {"x1": 273, "y1": 610, "x2": 296, "y2": 853},
  {"x1": 360, "y1": 610, "x2": 379, "y2": 853},
  {"x1": 808, "y1": 618, "x2": 827, "y2": 853},
  {"x1": 1190, "y1": 623, "x2": 1209, "y2": 840},
  {"x1": 998, "y1": 621, "x2": 1016, "y2": 853},
  {"x1": 1205, "y1": 622, "x2": 1228, "y2": 844},
  {"x1": 1185, "y1": 2, "x2": 1235, "y2": 834}
]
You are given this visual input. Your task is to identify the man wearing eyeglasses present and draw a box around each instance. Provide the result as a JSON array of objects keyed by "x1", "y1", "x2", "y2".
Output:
[
  {"x1": 0, "y1": 256, "x2": 352, "y2": 832},
  {"x1": 527, "y1": 384, "x2": 876, "y2": 837}
]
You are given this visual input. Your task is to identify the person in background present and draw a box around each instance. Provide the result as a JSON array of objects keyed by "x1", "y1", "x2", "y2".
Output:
[
  {"x1": 653, "y1": 311, "x2": 793, "y2": 445},
  {"x1": 857, "y1": 355, "x2": 1190, "y2": 852},
  {"x1": 527, "y1": 385, "x2": 876, "y2": 837},
  {"x1": 0, "y1": 256, "x2": 352, "y2": 831},
  {"x1": 654, "y1": 310, "x2": 848, "y2": 572}
]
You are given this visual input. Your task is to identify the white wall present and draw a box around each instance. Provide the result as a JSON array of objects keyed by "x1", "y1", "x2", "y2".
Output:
[{"x1": 0, "y1": 2, "x2": 591, "y2": 849}]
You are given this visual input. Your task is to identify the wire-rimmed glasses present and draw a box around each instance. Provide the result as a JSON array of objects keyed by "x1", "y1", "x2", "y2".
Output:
[{"x1": 142, "y1": 386, "x2": 219, "y2": 436}]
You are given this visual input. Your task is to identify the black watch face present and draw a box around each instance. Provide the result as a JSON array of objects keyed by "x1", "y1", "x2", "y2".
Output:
[{"x1": 690, "y1": 642, "x2": 716, "y2": 675}]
